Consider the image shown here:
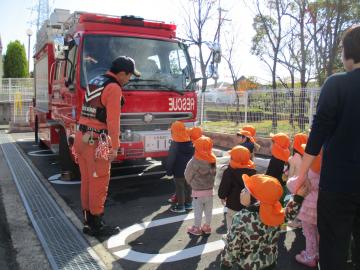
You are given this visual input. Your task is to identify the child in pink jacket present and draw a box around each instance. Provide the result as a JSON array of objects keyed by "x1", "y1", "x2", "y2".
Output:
[{"x1": 287, "y1": 149, "x2": 322, "y2": 267}]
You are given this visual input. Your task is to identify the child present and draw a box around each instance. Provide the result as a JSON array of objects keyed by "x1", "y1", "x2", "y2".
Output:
[
  {"x1": 220, "y1": 174, "x2": 308, "y2": 270},
  {"x1": 286, "y1": 133, "x2": 308, "y2": 228},
  {"x1": 168, "y1": 126, "x2": 203, "y2": 204},
  {"x1": 266, "y1": 133, "x2": 290, "y2": 186},
  {"x1": 287, "y1": 148, "x2": 322, "y2": 267},
  {"x1": 188, "y1": 126, "x2": 203, "y2": 143},
  {"x1": 287, "y1": 133, "x2": 308, "y2": 178},
  {"x1": 218, "y1": 146, "x2": 257, "y2": 232},
  {"x1": 236, "y1": 129, "x2": 255, "y2": 154},
  {"x1": 184, "y1": 136, "x2": 216, "y2": 235},
  {"x1": 166, "y1": 121, "x2": 194, "y2": 213}
]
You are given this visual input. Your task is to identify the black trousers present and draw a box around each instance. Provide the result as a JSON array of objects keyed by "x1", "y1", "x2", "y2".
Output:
[
  {"x1": 174, "y1": 177, "x2": 192, "y2": 205},
  {"x1": 317, "y1": 190, "x2": 360, "y2": 270}
]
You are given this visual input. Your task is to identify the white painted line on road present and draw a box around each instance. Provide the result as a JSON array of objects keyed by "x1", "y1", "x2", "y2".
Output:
[
  {"x1": 113, "y1": 240, "x2": 225, "y2": 263},
  {"x1": 28, "y1": 150, "x2": 56, "y2": 157},
  {"x1": 48, "y1": 174, "x2": 62, "y2": 181},
  {"x1": 112, "y1": 162, "x2": 161, "y2": 171},
  {"x1": 16, "y1": 138, "x2": 34, "y2": 142},
  {"x1": 110, "y1": 170, "x2": 165, "y2": 180},
  {"x1": 48, "y1": 174, "x2": 80, "y2": 185},
  {"x1": 107, "y1": 207, "x2": 225, "y2": 263}
]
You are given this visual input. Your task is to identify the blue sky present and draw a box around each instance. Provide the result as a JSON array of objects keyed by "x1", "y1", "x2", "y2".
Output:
[{"x1": 0, "y1": 0, "x2": 273, "y2": 83}]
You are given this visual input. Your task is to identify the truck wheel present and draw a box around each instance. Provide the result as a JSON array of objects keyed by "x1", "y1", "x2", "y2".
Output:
[
  {"x1": 34, "y1": 117, "x2": 39, "y2": 144},
  {"x1": 35, "y1": 117, "x2": 47, "y2": 149},
  {"x1": 59, "y1": 128, "x2": 80, "y2": 181}
]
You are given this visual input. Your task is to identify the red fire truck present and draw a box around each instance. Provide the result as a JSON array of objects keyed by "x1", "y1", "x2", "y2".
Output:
[{"x1": 30, "y1": 9, "x2": 198, "y2": 179}]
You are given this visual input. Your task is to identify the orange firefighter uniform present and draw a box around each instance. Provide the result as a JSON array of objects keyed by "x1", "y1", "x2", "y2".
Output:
[{"x1": 74, "y1": 71, "x2": 122, "y2": 216}]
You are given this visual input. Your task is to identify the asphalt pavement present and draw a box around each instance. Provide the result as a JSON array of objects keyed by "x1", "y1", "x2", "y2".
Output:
[{"x1": 0, "y1": 131, "x2": 355, "y2": 270}]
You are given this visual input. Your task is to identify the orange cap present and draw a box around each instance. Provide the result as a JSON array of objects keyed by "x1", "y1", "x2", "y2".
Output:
[
  {"x1": 293, "y1": 133, "x2": 308, "y2": 155},
  {"x1": 242, "y1": 125, "x2": 256, "y2": 142},
  {"x1": 270, "y1": 133, "x2": 290, "y2": 162},
  {"x1": 237, "y1": 129, "x2": 255, "y2": 143},
  {"x1": 228, "y1": 145, "x2": 255, "y2": 169},
  {"x1": 171, "y1": 121, "x2": 190, "y2": 142},
  {"x1": 194, "y1": 136, "x2": 216, "y2": 163},
  {"x1": 188, "y1": 126, "x2": 203, "y2": 143},
  {"x1": 242, "y1": 174, "x2": 285, "y2": 227}
]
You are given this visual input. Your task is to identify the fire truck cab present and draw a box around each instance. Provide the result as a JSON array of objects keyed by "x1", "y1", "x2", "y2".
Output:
[{"x1": 31, "y1": 9, "x2": 198, "y2": 179}]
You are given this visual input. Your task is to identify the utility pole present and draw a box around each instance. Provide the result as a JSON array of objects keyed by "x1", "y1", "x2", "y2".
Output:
[{"x1": 214, "y1": 0, "x2": 229, "y2": 88}]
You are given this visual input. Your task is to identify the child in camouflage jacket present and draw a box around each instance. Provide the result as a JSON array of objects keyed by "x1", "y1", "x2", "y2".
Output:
[{"x1": 220, "y1": 174, "x2": 308, "y2": 270}]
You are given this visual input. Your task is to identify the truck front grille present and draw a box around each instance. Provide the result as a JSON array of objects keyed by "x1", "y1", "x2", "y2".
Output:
[{"x1": 121, "y1": 124, "x2": 169, "y2": 132}]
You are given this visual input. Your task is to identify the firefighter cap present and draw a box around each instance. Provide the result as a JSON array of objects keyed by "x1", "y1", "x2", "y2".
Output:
[{"x1": 111, "y1": 56, "x2": 141, "y2": 77}]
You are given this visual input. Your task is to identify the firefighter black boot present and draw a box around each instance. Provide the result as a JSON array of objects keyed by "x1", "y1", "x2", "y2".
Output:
[
  {"x1": 82, "y1": 210, "x2": 94, "y2": 235},
  {"x1": 92, "y1": 215, "x2": 120, "y2": 237}
]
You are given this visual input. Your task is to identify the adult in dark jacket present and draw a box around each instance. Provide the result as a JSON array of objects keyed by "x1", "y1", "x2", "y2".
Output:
[
  {"x1": 295, "y1": 25, "x2": 360, "y2": 270},
  {"x1": 166, "y1": 121, "x2": 194, "y2": 213},
  {"x1": 218, "y1": 146, "x2": 256, "y2": 231}
]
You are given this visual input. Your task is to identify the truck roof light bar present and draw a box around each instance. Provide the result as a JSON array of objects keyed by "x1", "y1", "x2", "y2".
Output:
[{"x1": 78, "y1": 13, "x2": 176, "y2": 31}]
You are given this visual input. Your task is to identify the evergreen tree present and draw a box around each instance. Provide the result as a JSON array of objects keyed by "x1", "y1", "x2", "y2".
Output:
[{"x1": 3, "y1": 40, "x2": 28, "y2": 78}]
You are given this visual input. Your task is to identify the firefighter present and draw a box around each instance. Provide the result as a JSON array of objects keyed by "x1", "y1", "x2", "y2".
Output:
[{"x1": 74, "y1": 56, "x2": 140, "y2": 236}]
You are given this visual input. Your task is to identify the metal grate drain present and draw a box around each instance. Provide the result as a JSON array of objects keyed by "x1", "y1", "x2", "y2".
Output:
[{"x1": 0, "y1": 133, "x2": 104, "y2": 270}]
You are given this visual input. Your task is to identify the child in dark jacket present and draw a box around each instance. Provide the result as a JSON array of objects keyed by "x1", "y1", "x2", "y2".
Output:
[
  {"x1": 166, "y1": 121, "x2": 194, "y2": 213},
  {"x1": 236, "y1": 129, "x2": 255, "y2": 154},
  {"x1": 167, "y1": 126, "x2": 203, "y2": 204},
  {"x1": 185, "y1": 136, "x2": 216, "y2": 235},
  {"x1": 266, "y1": 133, "x2": 290, "y2": 186},
  {"x1": 221, "y1": 174, "x2": 308, "y2": 270},
  {"x1": 218, "y1": 146, "x2": 257, "y2": 231}
]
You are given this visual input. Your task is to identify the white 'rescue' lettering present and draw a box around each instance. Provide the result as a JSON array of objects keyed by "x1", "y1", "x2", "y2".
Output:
[{"x1": 168, "y1": 97, "x2": 195, "y2": 111}]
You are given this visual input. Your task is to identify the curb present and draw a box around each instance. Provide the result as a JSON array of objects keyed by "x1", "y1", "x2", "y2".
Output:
[
  {"x1": 0, "y1": 144, "x2": 50, "y2": 270},
  {"x1": 1, "y1": 134, "x2": 124, "y2": 270},
  {"x1": 14, "y1": 138, "x2": 124, "y2": 270}
]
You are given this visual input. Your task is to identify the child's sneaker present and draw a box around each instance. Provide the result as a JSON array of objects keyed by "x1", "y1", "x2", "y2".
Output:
[
  {"x1": 167, "y1": 194, "x2": 177, "y2": 203},
  {"x1": 184, "y1": 202, "x2": 193, "y2": 210},
  {"x1": 170, "y1": 204, "x2": 185, "y2": 213},
  {"x1": 201, "y1": 224, "x2": 212, "y2": 235},
  {"x1": 295, "y1": 252, "x2": 317, "y2": 268},
  {"x1": 187, "y1": 225, "x2": 202, "y2": 236}
]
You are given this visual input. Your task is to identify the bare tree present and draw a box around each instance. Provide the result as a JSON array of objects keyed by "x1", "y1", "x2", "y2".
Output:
[
  {"x1": 181, "y1": 0, "x2": 227, "y2": 92},
  {"x1": 222, "y1": 30, "x2": 242, "y2": 123},
  {"x1": 250, "y1": 0, "x2": 291, "y2": 131}
]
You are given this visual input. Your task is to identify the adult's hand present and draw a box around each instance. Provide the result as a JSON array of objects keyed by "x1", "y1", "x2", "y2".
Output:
[{"x1": 295, "y1": 152, "x2": 316, "y2": 192}]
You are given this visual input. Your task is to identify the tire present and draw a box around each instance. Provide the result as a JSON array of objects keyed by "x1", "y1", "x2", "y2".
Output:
[
  {"x1": 59, "y1": 128, "x2": 80, "y2": 180},
  {"x1": 35, "y1": 117, "x2": 47, "y2": 149},
  {"x1": 34, "y1": 117, "x2": 39, "y2": 144}
]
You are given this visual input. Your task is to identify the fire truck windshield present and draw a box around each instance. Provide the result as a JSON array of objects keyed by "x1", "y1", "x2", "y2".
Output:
[{"x1": 81, "y1": 35, "x2": 194, "y2": 92}]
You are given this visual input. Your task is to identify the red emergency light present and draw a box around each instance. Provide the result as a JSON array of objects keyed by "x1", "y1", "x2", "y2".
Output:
[{"x1": 79, "y1": 13, "x2": 176, "y2": 31}]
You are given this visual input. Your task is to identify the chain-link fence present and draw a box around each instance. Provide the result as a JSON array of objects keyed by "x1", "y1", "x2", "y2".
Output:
[
  {"x1": 0, "y1": 78, "x2": 34, "y2": 124},
  {"x1": 198, "y1": 88, "x2": 321, "y2": 137}
]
